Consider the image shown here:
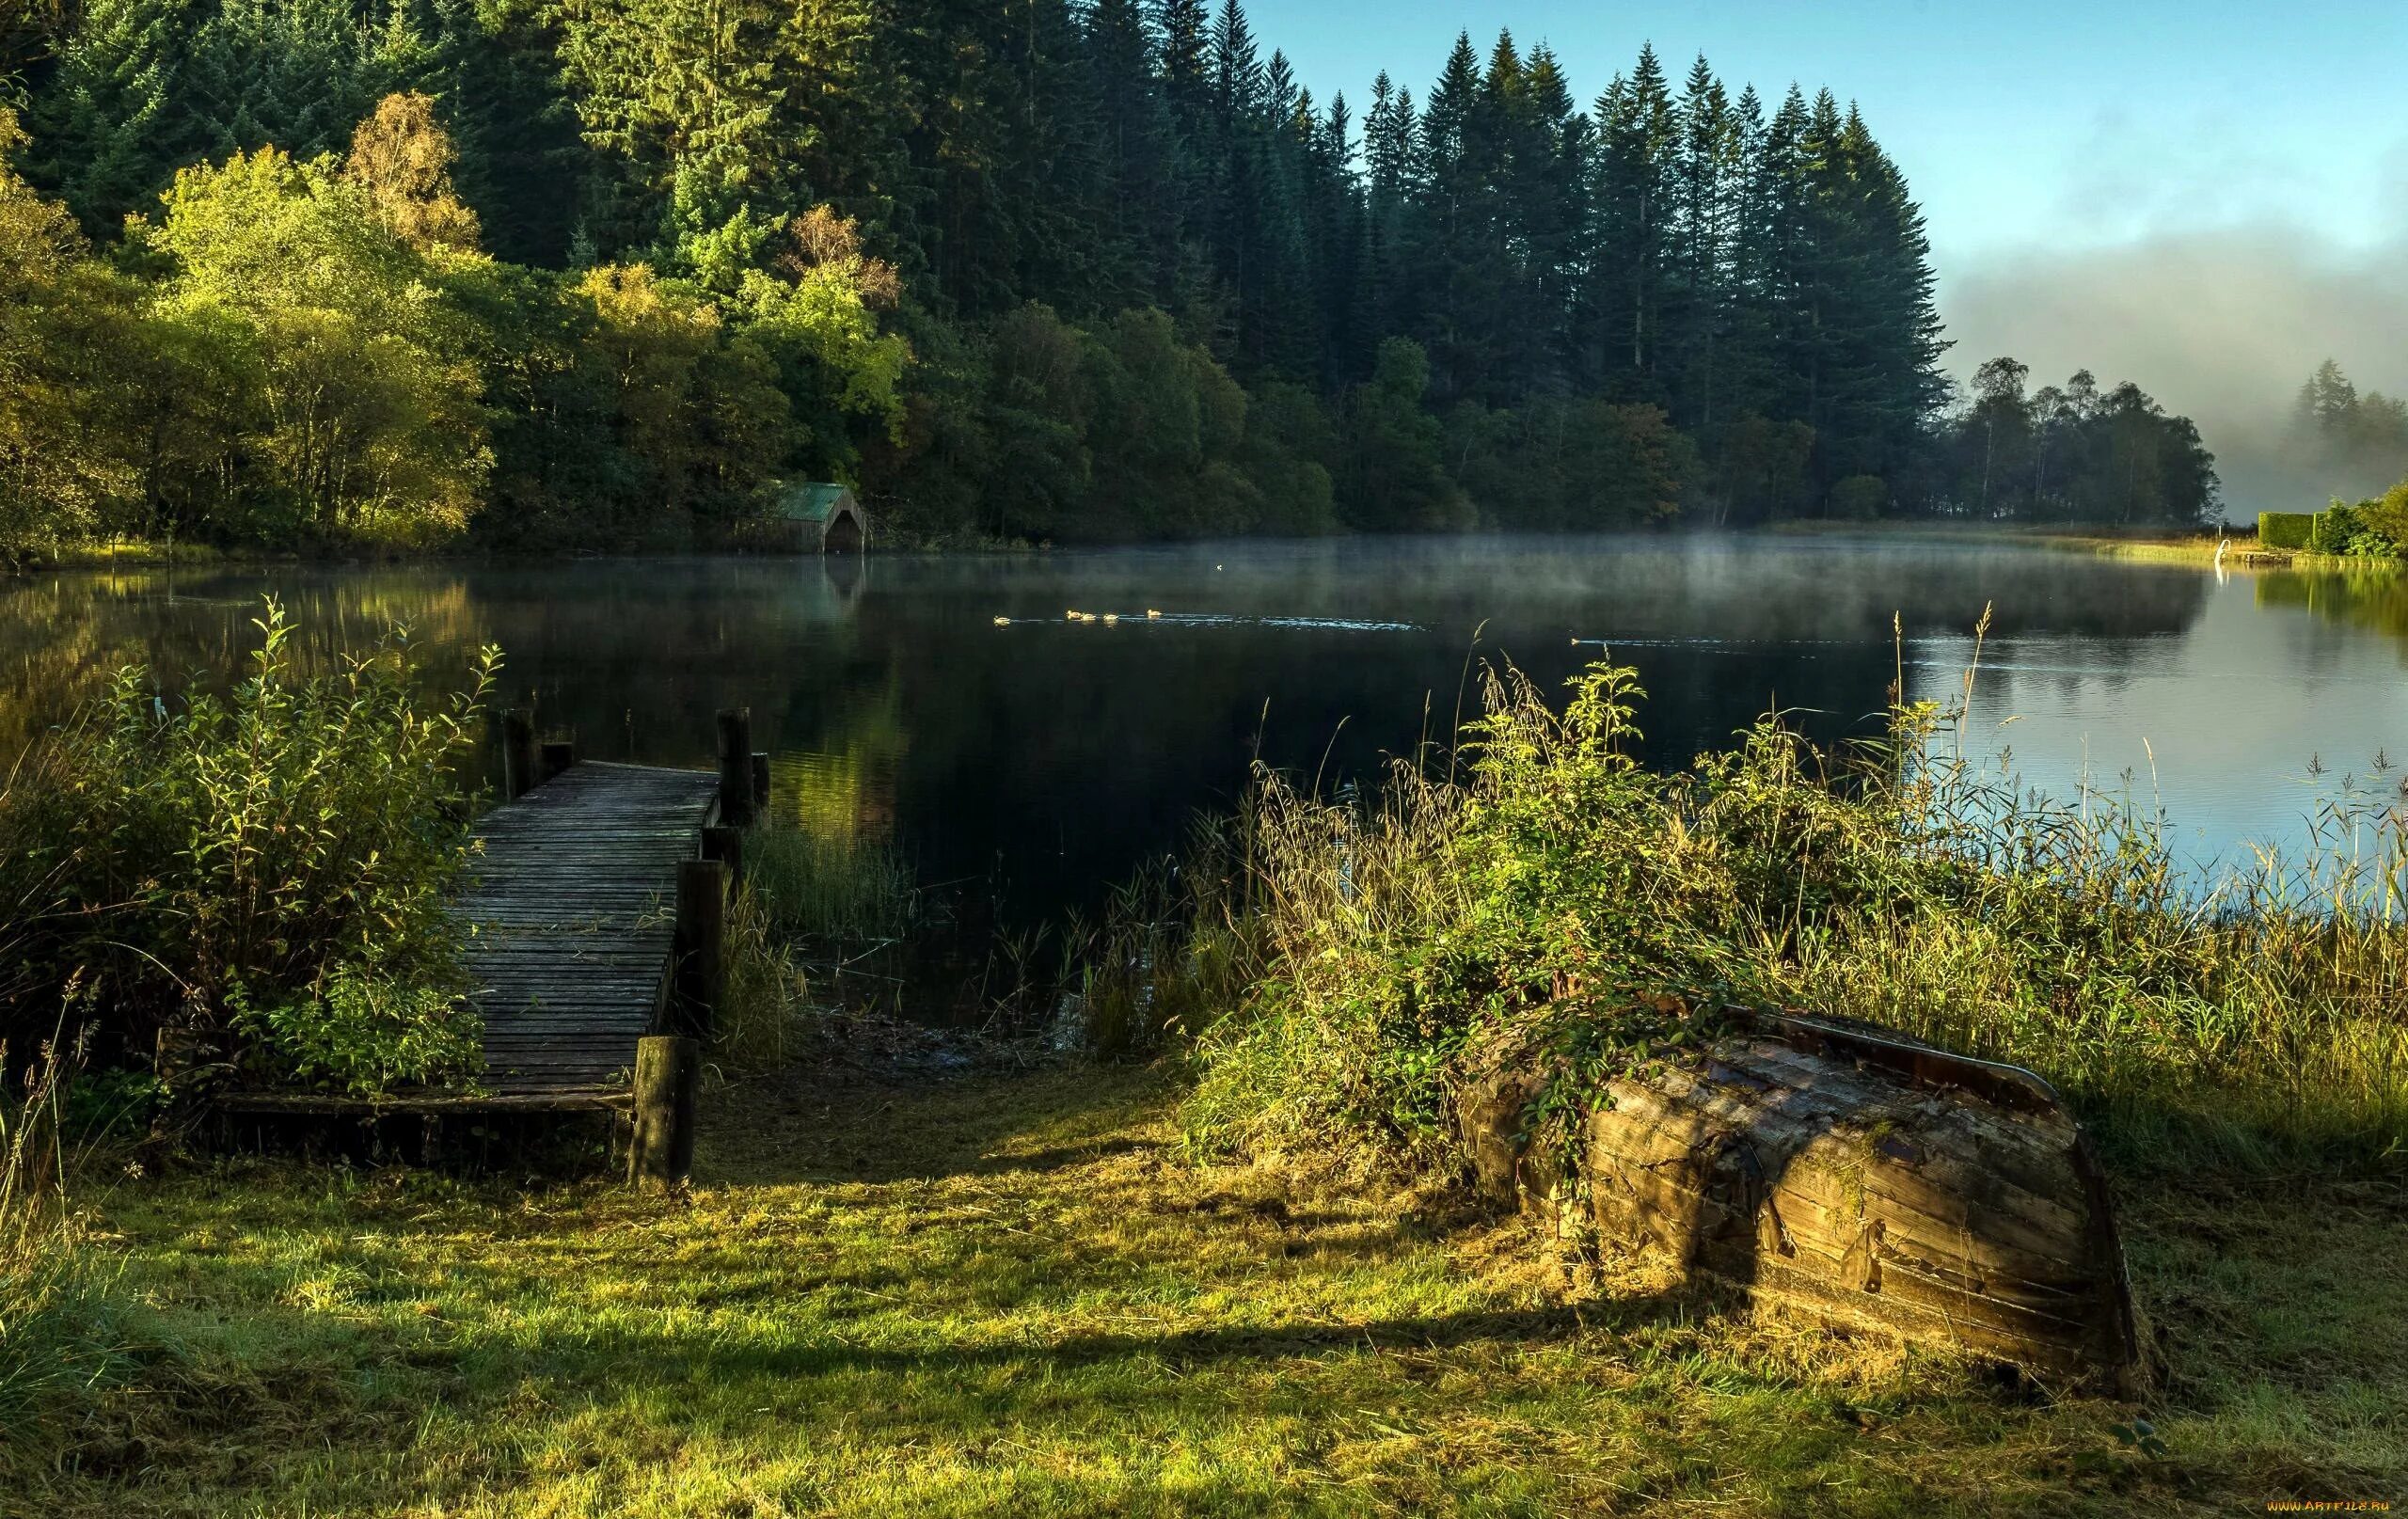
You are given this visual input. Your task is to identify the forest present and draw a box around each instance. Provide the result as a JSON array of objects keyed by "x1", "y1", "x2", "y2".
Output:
[{"x1": 1, "y1": 0, "x2": 2223, "y2": 556}]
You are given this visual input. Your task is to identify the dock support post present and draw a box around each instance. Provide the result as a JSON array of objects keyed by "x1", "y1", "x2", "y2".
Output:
[
  {"x1": 702, "y1": 825, "x2": 744, "y2": 885},
  {"x1": 540, "y1": 740, "x2": 576, "y2": 784},
  {"x1": 629, "y1": 1035, "x2": 699, "y2": 1190},
  {"x1": 716, "y1": 708, "x2": 755, "y2": 828},
  {"x1": 503, "y1": 709, "x2": 537, "y2": 799},
  {"x1": 673, "y1": 858, "x2": 728, "y2": 1040},
  {"x1": 751, "y1": 752, "x2": 771, "y2": 818}
]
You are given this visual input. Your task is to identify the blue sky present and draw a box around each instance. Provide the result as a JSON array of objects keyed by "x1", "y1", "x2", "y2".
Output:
[{"x1": 1251, "y1": 0, "x2": 2407, "y2": 265}]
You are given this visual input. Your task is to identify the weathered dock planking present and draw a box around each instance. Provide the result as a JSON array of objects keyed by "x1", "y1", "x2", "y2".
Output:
[{"x1": 462, "y1": 761, "x2": 723, "y2": 1094}]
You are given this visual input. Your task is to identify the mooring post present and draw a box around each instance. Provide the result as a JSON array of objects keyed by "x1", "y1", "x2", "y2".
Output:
[
  {"x1": 503, "y1": 708, "x2": 537, "y2": 799},
  {"x1": 673, "y1": 858, "x2": 728, "y2": 1040},
  {"x1": 716, "y1": 707, "x2": 755, "y2": 828},
  {"x1": 629, "y1": 1035, "x2": 699, "y2": 1190},
  {"x1": 751, "y1": 752, "x2": 771, "y2": 817},
  {"x1": 540, "y1": 739, "x2": 576, "y2": 784},
  {"x1": 702, "y1": 825, "x2": 744, "y2": 884}
]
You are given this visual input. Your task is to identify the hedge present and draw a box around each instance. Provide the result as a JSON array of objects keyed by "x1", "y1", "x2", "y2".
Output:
[{"x1": 2259, "y1": 512, "x2": 2315, "y2": 549}]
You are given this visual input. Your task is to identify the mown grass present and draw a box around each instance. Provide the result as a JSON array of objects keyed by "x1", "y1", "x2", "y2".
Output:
[{"x1": 3, "y1": 1061, "x2": 2399, "y2": 1516}]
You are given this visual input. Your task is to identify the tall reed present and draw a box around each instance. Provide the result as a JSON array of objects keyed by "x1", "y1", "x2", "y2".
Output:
[{"x1": 0, "y1": 1039, "x2": 136, "y2": 1446}]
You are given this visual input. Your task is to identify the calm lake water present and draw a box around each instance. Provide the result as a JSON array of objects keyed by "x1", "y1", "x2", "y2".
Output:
[{"x1": 6, "y1": 537, "x2": 2404, "y2": 917}]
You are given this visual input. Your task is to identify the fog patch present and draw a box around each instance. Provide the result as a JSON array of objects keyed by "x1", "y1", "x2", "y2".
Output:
[{"x1": 1941, "y1": 220, "x2": 2408, "y2": 520}]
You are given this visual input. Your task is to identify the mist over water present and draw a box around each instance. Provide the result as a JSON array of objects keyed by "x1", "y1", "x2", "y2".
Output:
[{"x1": 5, "y1": 538, "x2": 2402, "y2": 919}]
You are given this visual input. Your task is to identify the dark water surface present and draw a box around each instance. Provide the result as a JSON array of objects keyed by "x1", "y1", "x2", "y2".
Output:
[{"x1": 6, "y1": 537, "x2": 2404, "y2": 916}]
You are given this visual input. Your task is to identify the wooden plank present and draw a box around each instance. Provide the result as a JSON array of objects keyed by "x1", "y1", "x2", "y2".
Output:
[{"x1": 452, "y1": 762, "x2": 718, "y2": 1099}]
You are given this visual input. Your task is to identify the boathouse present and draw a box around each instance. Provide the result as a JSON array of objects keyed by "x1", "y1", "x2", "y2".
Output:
[{"x1": 773, "y1": 482, "x2": 869, "y2": 553}]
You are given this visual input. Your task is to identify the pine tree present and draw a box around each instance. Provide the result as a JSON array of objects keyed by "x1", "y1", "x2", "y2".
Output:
[
  {"x1": 1587, "y1": 43, "x2": 1675, "y2": 393},
  {"x1": 25, "y1": 0, "x2": 197, "y2": 233}
]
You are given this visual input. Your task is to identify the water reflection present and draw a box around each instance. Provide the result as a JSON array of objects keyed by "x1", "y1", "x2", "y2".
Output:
[{"x1": 2, "y1": 539, "x2": 2400, "y2": 916}]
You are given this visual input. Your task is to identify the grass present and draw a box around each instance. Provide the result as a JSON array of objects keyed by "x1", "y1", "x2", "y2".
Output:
[
  {"x1": 1184, "y1": 656, "x2": 2408, "y2": 1174},
  {"x1": 745, "y1": 826, "x2": 920, "y2": 945},
  {"x1": 1, "y1": 1044, "x2": 145, "y2": 1450},
  {"x1": 1764, "y1": 517, "x2": 2403, "y2": 571},
  {"x1": 0, "y1": 1059, "x2": 2398, "y2": 1516}
]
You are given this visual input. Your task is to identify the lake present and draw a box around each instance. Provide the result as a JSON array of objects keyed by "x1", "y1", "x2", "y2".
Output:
[{"x1": 5, "y1": 537, "x2": 2403, "y2": 918}]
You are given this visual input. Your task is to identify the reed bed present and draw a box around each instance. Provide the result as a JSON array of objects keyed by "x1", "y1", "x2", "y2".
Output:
[
  {"x1": 741, "y1": 828, "x2": 919, "y2": 945},
  {"x1": 1180, "y1": 650, "x2": 2408, "y2": 1171}
]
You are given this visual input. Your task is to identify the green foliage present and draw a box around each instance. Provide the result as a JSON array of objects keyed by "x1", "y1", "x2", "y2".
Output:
[
  {"x1": 0, "y1": 601, "x2": 496, "y2": 1091},
  {"x1": 0, "y1": 108, "x2": 139, "y2": 562},
  {"x1": 1335, "y1": 339, "x2": 1470, "y2": 531},
  {"x1": 873, "y1": 301, "x2": 1342, "y2": 545},
  {"x1": 1191, "y1": 658, "x2": 2408, "y2": 1169},
  {"x1": 228, "y1": 964, "x2": 483, "y2": 1098},
  {"x1": 1829, "y1": 473, "x2": 1889, "y2": 519},
  {"x1": 1945, "y1": 359, "x2": 2219, "y2": 526},
  {"x1": 8, "y1": 5, "x2": 2052, "y2": 549},
  {"x1": 1, "y1": 1045, "x2": 147, "y2": 1446},
  {"x1": 712, "y1": 881, "x2": 807, "y2": 1075},
  {"x1": 142, "y1": 143, "x2": 492, "y2": 544},
  {"x1": 743, "y1": 826, "x2": 916, "y2": 945},
  {"x1": 2357, "y1": 479, "x2": 2408, "y2": 551},
  {"x1": 2259, "y1": 511, "x2": 2316, "y2": 550}
]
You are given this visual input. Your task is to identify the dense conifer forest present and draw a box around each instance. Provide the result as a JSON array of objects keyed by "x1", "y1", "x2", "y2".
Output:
[{"x1": 0, "y1": 0, "x2": 2222, "y2": 555}]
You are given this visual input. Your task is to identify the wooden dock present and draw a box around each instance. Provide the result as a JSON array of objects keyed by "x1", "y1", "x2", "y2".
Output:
[
  {"x1": 463, "y1": 762, "x2": 722, "y2": 1094},
  {"x1": 213, "y1": 707, "x2": 770, "y2": 1185}
]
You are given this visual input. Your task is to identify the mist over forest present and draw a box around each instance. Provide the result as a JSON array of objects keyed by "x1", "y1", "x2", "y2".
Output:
[{"x1": 1944, "y1": 220, "x2": 2408, "y2": 522}]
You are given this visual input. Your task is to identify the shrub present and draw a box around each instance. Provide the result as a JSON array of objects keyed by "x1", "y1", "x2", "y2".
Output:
[
  {"x1": 1828, "y1": 474, "x2": 1888, "y2": 520},
  {"x1": 2258, "y1": 511, "x2": 2315, "y2": 549},
  {"x1": 2353, "y1": 480, "x2": 2408, "y2": 554},
  {"x1": 1188, "y1": 657, "x2": 2408, "y2": 1172},
  {"x1": 0, "y1": 600, "x2": 499, "y2": 1094},
  {"x1": 2313, "y1": 500, "x2": 2362, "y2": 553}
]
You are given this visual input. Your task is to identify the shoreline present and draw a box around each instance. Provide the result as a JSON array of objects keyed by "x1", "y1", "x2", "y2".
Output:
[{"x1": 15, "y1": 522, "x2": 2406, "y2": 577}]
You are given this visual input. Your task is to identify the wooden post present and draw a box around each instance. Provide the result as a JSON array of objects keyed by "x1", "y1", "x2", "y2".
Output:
[
  {"x1": 629, "y1": 1035, "x2": 699, "y2": 1190},
  {"x1": 673, "y1": 858, "x2": 728, "y2": 1039},
  {"x1": 540, "y1": 740, "x2": 576, "y2": 784},
  {"x1": 750, "y1": 752, "x2": 771, "y2": 818},
  {"x1": 716, "y1": 707, "x2": 755, "y2": 828},
  {"x1": 702, "y1": 825, "x2": 744, "y2": 884},
  {"x1": 503, "y1": 709, "x2": 537, "y2": 799}
]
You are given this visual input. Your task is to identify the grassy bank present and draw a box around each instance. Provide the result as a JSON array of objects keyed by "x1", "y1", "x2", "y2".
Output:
[
  {"x1": 3, "y1": 1059, "x2": 2399, "y2": 1517},
  {"x1": 1768, "y1": 517, "x2": 2403, "y2": 572},
  {"x1": 1185, "y1": 658, "x2": 2408, "y2": 1178}
]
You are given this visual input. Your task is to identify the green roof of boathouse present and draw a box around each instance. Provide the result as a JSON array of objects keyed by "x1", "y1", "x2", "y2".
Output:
[{"x1": 774, "y1": 482, "x2": 858, "y2": 524}]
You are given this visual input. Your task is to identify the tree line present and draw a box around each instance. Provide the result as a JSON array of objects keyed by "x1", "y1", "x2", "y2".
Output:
[{"x1": 2, "y1": 0, "x2": 2222, "y2": 556}]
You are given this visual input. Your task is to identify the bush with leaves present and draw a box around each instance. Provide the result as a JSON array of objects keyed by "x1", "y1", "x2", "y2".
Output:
[
  {"x1": 1190, "y1": 657, "x2": 2408, "y2": 1173},
  {"x1": 1, "y1": 600, "x2": 497, "y2": 1096}
]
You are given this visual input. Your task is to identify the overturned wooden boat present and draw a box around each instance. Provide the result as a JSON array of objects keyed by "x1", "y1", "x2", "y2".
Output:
[{"x1": 1459, "y1": 1006, "x2": 2147, "y2": 1393}]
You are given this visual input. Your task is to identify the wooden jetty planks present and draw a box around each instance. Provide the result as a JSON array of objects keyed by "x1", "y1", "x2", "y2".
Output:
[{"x1": 459, "y1": 762, "x2": 722, "y2": 1093}]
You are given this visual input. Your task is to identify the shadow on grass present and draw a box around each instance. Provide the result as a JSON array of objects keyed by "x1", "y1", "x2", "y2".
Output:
[{"x1": 700, "y1": 1061, "x2": 1178, "y2": 1186}]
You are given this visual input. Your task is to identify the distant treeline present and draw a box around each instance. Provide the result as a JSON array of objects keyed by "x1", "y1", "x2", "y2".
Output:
[
  {"x1": 0, "y1": 2, "x2": 2221, "y2": 557},
  {"x1": 2289, "y1": 360, "x2": 2408, "y2": 501}
]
